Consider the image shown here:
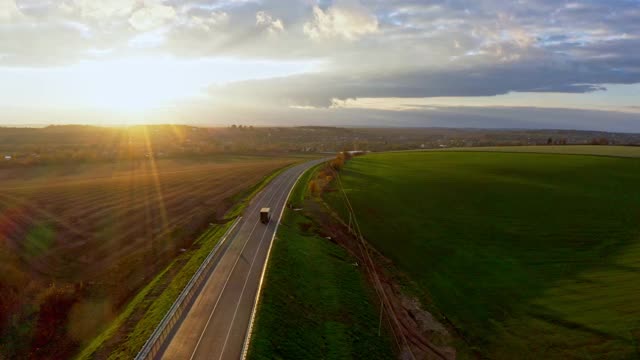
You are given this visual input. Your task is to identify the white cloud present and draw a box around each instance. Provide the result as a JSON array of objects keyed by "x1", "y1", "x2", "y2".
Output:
[
  {"x1": 304, "y1": 0, "x2": 378, "y2": 40},
  {"x1": 0, "y1": 0, "x2": 24, "y2": 21},
  {"x1": 185, "y1": 11, "x2": 229, "y2": 32},
  {"x1": 128, "y1": 28, "x2": 168, "y2": 48},
  {"x1": 256, "y1": 10, "x2": 284, "y2": 33},
  {"x1": 129, "y1": 3, "x2": 177, "y2": 31},
  {"x1": 67, "y1": 0, "x2": 137, "y2": 20}
]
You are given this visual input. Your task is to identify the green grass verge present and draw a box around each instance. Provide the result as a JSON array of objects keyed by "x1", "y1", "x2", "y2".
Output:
[
  {"x1": 75, "y1": 223, "x2": 232, "y2": 360},
  {"x1": 324, "y1": 151, "x2": 640, "y2": 359},
  {"x1": 248, "y1": 164, "x2": 395, "y2": 360},
  {"x1": 75, "y1": 162, "x2": 296, "y2": 360}
]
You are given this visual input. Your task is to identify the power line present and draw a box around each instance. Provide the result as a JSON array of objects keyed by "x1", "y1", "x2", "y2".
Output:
[
  {"x1": 330, "y1": 167, "x2": 416, "y2": 360},
  {"x1": 331, "y1": 166, "x2": 449, "y2": 360}
]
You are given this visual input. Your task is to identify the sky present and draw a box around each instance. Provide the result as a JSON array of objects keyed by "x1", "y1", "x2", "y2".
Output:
[{"x1": 0, "y1": 0, "x2": 639, "y2": 131}]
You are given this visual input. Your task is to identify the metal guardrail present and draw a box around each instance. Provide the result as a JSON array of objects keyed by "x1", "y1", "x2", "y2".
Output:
[{"x1": 135, "y1": 217, "x2": 242, "y2": 360}]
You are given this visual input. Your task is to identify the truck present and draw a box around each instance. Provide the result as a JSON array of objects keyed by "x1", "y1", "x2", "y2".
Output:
[{"x1": 260, "y1": 208, "x2": 271, "y2": 224}]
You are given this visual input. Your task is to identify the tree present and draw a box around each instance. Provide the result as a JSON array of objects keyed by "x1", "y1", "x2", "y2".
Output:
[
  {"x1": 591, "y1": 137, "x2": 610, "y2": 145},
  {"x1": 330, "y1": 157, "x2": 344, "y2": 171},
  {"x1": 547, "y1": 137, "x2": 553, "y2": 145},
  {"x1": 309, "y1": 180, "x2": 320, "y2": 195}
]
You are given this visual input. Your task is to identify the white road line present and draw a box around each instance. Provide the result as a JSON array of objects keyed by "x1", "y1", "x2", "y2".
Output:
[
  {"x1": 184, "y1": 179, "x2": 278, "y2": 306},
  {"x1": 186, "y1": 175, "x2": 285, "y2": 313},
  {"x1": 187, "y1": 172, "x2": 292, "y2": 360},
  {"x1": 239, "y1": 163, "x2": 315, "y2": 359},
  {"x1": 216, "y1": 171, "x2": 299, "y2": 360}
]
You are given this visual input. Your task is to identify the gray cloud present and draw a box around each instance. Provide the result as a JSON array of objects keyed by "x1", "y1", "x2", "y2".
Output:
[
  {"x1": 4, "y1": 0, "x2": 636, "y2": 65},
  {"x1": 210, "y1": 57, "x2": 640, "y2": 107},
  {"x1": 155, "y1": 101, "x2": 640, "y2": 133}
]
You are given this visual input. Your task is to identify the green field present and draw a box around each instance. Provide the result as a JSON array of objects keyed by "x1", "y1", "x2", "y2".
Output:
[
  {"x1": 248, "y1": 165, "x2": 394, "y2": 360},
  {"x1": 427, "y1": 145, "x2": 640, "y2": 158},
  {"x1": 324, "y1": 151, "x2": 640, "y2": 359}
]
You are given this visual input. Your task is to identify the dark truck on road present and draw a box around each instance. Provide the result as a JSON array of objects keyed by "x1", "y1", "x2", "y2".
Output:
[{"x1": 260, "y1": 208, "x2": 271, "y2": 224}]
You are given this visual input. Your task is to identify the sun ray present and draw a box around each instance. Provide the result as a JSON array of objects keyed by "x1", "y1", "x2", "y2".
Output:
[{"x1": 140, "y1": 126, "x2": 170, "y2": 250}]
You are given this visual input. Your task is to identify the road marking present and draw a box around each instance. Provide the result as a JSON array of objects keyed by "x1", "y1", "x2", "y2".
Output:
[
  {"x1": 185, "y1": 174, "x2": 279, "y2": 312},
  {"x1": 216, "y1": 170, "x2": 301, "y2": 360},
  {"x1": 187, "y1": 171, "x2": 292, "y2": 360},
  {"x1": 187, "y1": 175, "x2": 285, "y2": 311},
  {"x1": 239, "y1": 162, "x2": 317, "y2": 359}
]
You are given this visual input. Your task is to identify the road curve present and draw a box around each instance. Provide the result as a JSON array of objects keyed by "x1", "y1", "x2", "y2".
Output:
[{"x1": 159, "y1": 159, "x2": 325, "y2": 360}]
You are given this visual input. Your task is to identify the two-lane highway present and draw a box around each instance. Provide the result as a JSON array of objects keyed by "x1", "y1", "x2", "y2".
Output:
[{"x1": 159, "y1": 159, "x2": 325, "y2": 360}]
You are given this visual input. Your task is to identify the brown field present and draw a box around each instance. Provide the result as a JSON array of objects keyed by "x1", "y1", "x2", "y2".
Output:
[{"x1": 0, "y1": 155, "x2": 300, "y2": 359}]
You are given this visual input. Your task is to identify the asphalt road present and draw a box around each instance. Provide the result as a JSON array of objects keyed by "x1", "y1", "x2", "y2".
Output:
[{"x1": 160, "y1": 159, "x2": 325, "y2": 360}]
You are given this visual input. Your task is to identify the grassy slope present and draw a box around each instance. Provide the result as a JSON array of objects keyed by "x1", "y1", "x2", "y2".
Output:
[
  {"x1": 75, "y1": 162, "x2": 298, "y2": 360},
  {"x1": 248, "y1": 165, "x2": 395, "y2": 360},
  {"x1": 76, "y1": 223, "x2": 232, "y2": 360},
  {"x1": 324, "y1": 151, "x2": 640, "y2": 359},
  {"x1": 427, "y1": 145, "x2": 640, "y2": 158}
]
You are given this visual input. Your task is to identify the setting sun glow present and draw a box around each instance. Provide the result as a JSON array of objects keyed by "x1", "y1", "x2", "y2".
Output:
[{"x1": 0, "y1": 56, "x2": 318, "y2": 123}]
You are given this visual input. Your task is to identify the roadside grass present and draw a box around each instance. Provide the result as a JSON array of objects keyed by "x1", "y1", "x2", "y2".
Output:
[
  {"x1": 248, "y1": 164, "x2": 395, "y2": 360},
  {"x1": 324, "y1": 151, "x2": 640, "y2": 359},
  {"x1": 76, "y1": 213, "x2": 234, "y2": 360},
  {"x1": 75, "y1": 162, "x2": 298, "y2": 360},
  {"x1": 425, "y1": 145, "x2": 640, "y2": 158}
]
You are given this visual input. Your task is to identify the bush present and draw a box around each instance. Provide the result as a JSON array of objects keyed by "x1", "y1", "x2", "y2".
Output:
[{"x1": 309, "y1": 180, "x2": 320, "y2": 196}]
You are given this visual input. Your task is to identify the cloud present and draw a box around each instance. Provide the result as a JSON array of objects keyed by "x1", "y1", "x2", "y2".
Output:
[
  {"x1": 128, "y1": 28, "x2": 169, "y2": 48},
  {"x1": 152, "y1": 97, "x2": 640, "y2": 132},
  {"x1": 1, "y1": 0, "x2": 640, "y2": 132},
  {"x1": 0, "y1": 21, "x2": 92, "y2": 65},
  {"x1": 0, "y1": 0, "x2": 23, "y2": 21},
  {"x1": 129, "y1": 3, "x2": 177, "y2": 31},
  {"x1": 209, "y1": 52, "x2": 640, "y2": 108},
  {"x1": 183, "y1": 10, "x2": 229, "y2": 32},
  {"x1": 256, "y1": 10, "x2": 283, "y2": 33},
  {"x1": 66, "y1": 0, "x2": 137, "y2": 20},
  {"x1": 304, "y1": 0, "x2": 378, "y2": 40}
]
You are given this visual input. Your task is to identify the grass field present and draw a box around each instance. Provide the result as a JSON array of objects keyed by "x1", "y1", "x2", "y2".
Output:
[
  {"x1": 426, "y1": 145, "x2": 640, "y2": 158},
  {"x1": 248, "y1": 164, "x2": 395, "y2": 360},
  {"x1": 0, "y1": 155, "x2": 301, "y2": 359},
  {"x1": 324, "y1": 151, "x2": 640, "y2": 359}
]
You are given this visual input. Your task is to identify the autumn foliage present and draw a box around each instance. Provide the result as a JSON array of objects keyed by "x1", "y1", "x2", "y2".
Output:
[{"x1": 330, "y1": 153, "x2": 346, "y2": 171}]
